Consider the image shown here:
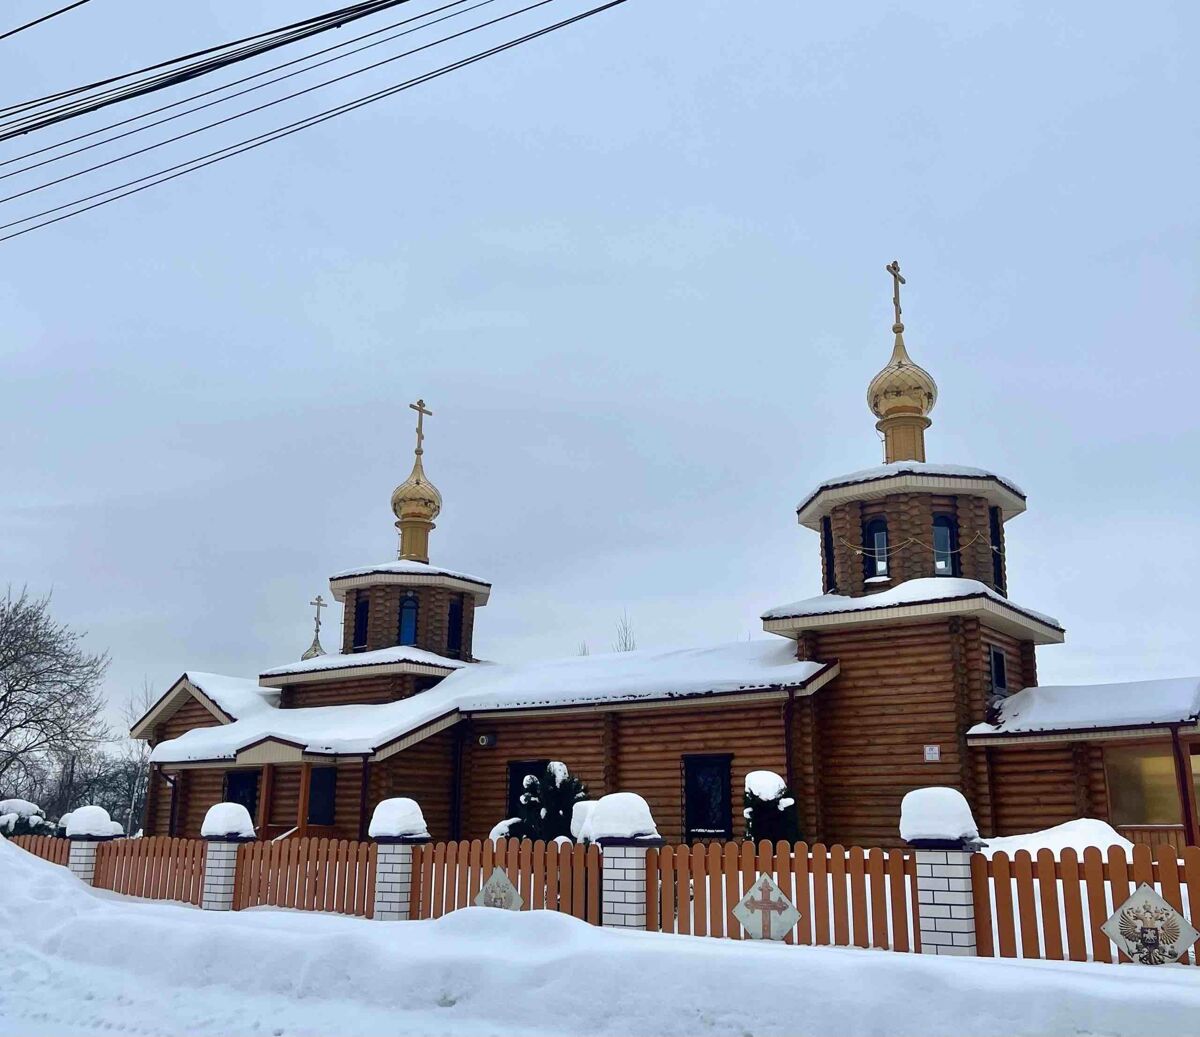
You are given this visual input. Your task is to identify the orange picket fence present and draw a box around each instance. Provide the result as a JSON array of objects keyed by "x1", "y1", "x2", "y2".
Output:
[
  {"x1": 646, "y1": 841, "x2": 921, "y2": 950},
  {"x1": 94, "y1": 836, "x2": 206, "y2": 905},
  {"x1": 10, "y1": 833, "x2": 69, "y2": 866},
  {"x1": 971, "y1": 843, "x2": 1200, "y2": 964},
  {"x1": 410, "y1": 837, "x2": 602, "y2": 923},
  {"x1": 234, "y1": 836, "x2": 377, "y2": 917}
]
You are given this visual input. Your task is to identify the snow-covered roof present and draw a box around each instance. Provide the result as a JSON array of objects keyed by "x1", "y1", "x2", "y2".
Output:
[
  {"x1": 796, "y1": 461, "x2": 1026, "y2": 529},
  {"x1": 763, "y1": 577, "x2": 1063, "y2": 642},
  {"x1": 129, "y1": 671, "x2": 278, "y2": 739},
  {"x1": 151, "y1": 640, "x2": 833, "y2": 765},
  {"x1": 260, "y1": 645, "x2": 468, "y2": 685},
  {"x1": 968, "y1": 676, "x2": 1200, "y2": 740},
  {"x1": 328, "y1": 559, "x2": 491, "y2": 604}
]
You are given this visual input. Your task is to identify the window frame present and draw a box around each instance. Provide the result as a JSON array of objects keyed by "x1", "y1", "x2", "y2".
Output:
[
  {"x1": 988, "y1": 644, "x2": 1008, "y2": 696},
  {"x1": 682, "y1": 753, "x2": 733, "y2": 842},
  {"x1": 447, "y1": 594, "x2": 464, "y2": 655},
  {"x1": 862, "y1": 517, "x2": 889, "y2": 580},
  {"x1": 932, "y1": 514, "x2": 961, "y2": 577},
  {"x1": 222, "y1": 769, "x2": 261, "y2": 822},
  {"x1": 506, "y1": 759, "x2": 550, "y2": 820},
  {"x1": 821, "y1": 516, "x2": 837, "y2": 593},
  {"x1": 397, "y1": 592, "x2": 419, "y2": 647},
  {"x1": 989, "y1": 506, "x2": 1006, "y2": 593},
  {"x1": 306, "y1": 766, "x2": 337, "y2": 827},
  {"x1": 352, "y1": 594, "x2": 370, "y2": 652},
  {"x1": 1104, "y1": 744, "x2": 1185, "y2": 827}
]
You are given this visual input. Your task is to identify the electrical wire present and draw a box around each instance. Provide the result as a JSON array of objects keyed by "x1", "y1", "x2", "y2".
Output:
[
  {"x1": 0, "y1": 0, "x2": 630, "y2": 244},
  {"x1": 0, "y1": 0, "x2": 551, "y2": 206},
  {"x1": 0, "y1": 0, "x2": 91, "y2": 44}
]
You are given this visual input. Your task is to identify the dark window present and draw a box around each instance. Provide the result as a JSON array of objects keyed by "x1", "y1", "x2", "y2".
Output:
[
  {"x1": 989, "y1": 645, "x2": 1008, "y2": 695},
  {"x1": 932, "y1": 515, "x2": 960, "y2": 577},
  {"x1": 447, "y1": 595, "x2": 464, "y2": 655},
  {"x1": 821, "y1": 516, "x2": 837, "y2": 593},
  {"x1": 307, "y1": 767, "x2": 336, "y2": 826},
  {"x1": 352, "y1": 595, "x2": 369, "y2": 652},
  {"x1": 223, "y1": 770, "x2": 260, "y2": 820},
  {"x1": 683, "y1": 754, "x2": 732, "y2": 841},
  {"x1": 506, "y1": 759, "x2": 549, "y2": 819},
  {"x1": 989, "y1": 506, "x2": 1005, "y2": 592},
  {"x1": 862, "y1": 518, "x2": 889, "y2": 580},
  {"x1": 397, "y1": 593, "x2": 419, "y2": 646}
]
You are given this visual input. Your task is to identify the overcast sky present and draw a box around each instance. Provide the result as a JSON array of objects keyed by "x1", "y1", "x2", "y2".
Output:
[{"x1": 1, "y1": 0, "x2": 1196, "y2": 730}]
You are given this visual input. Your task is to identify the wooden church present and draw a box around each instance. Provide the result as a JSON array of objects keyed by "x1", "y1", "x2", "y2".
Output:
[{"x1": 133, "y1": 266, "x2": 1200, "y2": 849}]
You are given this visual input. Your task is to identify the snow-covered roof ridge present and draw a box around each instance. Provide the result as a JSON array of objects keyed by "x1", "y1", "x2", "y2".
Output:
[
  {"x1": 187, "y1": 672, "x2": 279, "y2": 719},
  {"x1": 152, "y1": 640, "x2": 833, "y2": 765},
  {"x1": 260, "y1": 644, "x2": 468, "y2": 682},
  {"x1": 329, "y1": 559, "x2": 491, "y2": 587},
  {"x1": 762, "y1": 577, "x2": 1062, "y2": 630},
  {"x1": 801, "y1": 461, "x2": 1026, "y2": 508},
  {"x1": 968, "y1": 676, "x2": 1200, "y2": 738}
]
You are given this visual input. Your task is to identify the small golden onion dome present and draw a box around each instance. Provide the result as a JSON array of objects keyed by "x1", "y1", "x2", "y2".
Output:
[
  {"x1": 867, "y1": 328, "x2": 938, "y2": 420},
  {"x1": 390, "y1": 454, "x2": 442, "y2": 524}
]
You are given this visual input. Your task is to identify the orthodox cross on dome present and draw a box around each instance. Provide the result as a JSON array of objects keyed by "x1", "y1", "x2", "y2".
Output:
[
  {"x1": 409, "y1": 398, "x2": 432, "y2": 456},
  {"x1": 300, "y1": 594, "x2": 327, "y2": 661},
  {"x1": 886, "y1": 259, "x2": 906, "y2": 331}
]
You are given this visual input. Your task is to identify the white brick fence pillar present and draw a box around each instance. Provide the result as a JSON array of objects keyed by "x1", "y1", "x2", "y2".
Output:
[
  {"x1": 912, "y1": 845, "x2": 977, "y2": 955},
  {"x1": 201, "y1": 837, "x2": 252, "y2": 911},
  {"x1": 373, "y1": 837, "x2": 428, "y2": 921},
  {"x1": 598, "y1": 838, "x2": 663, "y2": 930},
  {"x1": 67, "y1": 838, "x2": 105, "y2": 885}
]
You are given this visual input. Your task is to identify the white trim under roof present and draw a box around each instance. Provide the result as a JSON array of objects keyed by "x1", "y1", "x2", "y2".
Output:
[
  {"x1": 129, "y1": 675, "x2": 231, "y2": 739},
  {"x1": 259, "y1": 657, "x2": 462, "y2": 688},
  {"x1": 968, "y1": 722, "x2": 1200, "y2": 747},
  {"x1": 329, "y1": 564, "x2": 491, "y2": 605},
  {"x1": 796, "y1": 468, "x2": 1027, "y2": 531},
  {"x1": 763, "y1": 592, "x2": 1064, "y2": 645}
]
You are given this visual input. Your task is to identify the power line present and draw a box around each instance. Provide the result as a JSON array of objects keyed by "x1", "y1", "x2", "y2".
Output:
[
  {"x1": 0, "y1": 0, "x2": 629, "y2": 244},
  {"x1": 0, "y1": 0, "x2": 91, "y2": 44},
  {"x1": 0, "y1": 0, "x2": 551, "y2": 206},
  {"x1": 0, "y1": 0, "x2": 498, "y2": 182}
]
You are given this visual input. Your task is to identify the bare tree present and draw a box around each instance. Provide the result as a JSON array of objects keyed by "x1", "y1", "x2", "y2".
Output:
[
  {"x1": 612, "y1": 609, "x2": 636, "y2": 653},
  {"x1": 0, "y1": 588, "x2": 109, "y2": 795},
  {"x1": 577, "y1": 641, "x2": 590, "y2": 657}
]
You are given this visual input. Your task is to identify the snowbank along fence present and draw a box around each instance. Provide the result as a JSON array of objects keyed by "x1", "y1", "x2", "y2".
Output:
[
  {"x1": 646, "y1": 841, "x2": 921, "y2": 950},
  {"x1": 94, "y1": 836, "x2": 207, "y2": 906},
  {"x1": 234, "y1": 836, "x2": 377, "y2": 918},
  {"x1": 409, "y1": 837, "x2": 602, "y2": 923},
  {"x1": 10, "y1": 833, "x2": 69, "y2": 867},
  {"x1": 973, "y1": 843, "x2": 1200, "y2": 964}
]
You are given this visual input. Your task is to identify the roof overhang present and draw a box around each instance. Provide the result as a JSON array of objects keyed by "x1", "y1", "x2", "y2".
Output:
[
  {"x1": 259, "y1": 658, "x2": 460, "y2": 689},
  {"x1": 329, "y1": 570, "x2": 490, "y2": 605},
  {"x1": 797, "y1": 472, "x2": 1027, "y2": 531},
  {"x1": 968, "y1": 720, "x2": 1200, "y2": 747},
  {"x1": 130, "y1": 674, "x2": 232, "y2": 740},
  {"x1": 763, "y1": 593, "x2": 1064, "y2": 645}
]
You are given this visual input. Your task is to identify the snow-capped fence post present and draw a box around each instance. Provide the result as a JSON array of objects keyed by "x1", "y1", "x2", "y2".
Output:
[
  {"x1": 370, "y1": 798, "x2": 431, "y2": 921},
  {"x1": 900, "y1": 788, "x2": 981, "y2": 956},
  {"x1": 201, "y1": 803, "x2": 256, "y2": 912},
  {"x1": 65, "y1": 806, "x2": 122, "y2": 886},
  {"x1": 585, "y1": 793, "x2": 662, "y2": 931}
]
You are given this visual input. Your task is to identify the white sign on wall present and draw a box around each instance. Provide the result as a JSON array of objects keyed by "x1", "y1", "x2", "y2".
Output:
[{"x1": 923, "y1": 745, "x2": 941, "y2": 763}]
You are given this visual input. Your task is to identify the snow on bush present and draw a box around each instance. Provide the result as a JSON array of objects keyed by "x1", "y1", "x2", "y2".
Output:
[
  {"x1": 489, "y1": 818, "x2": 519, "y2": 842},
  {"x1": 65, "y1": 805, "x2": 115, "y2": 839},
  {"x1": 579, "y1": 792, "x2": 658, "y2": 841},
  {"x1": 743, "y1": 770, "x2": 800, "y2": 844},
  {"x1": 982, "y1": 819, "x2": 1132, "y2": 858},
  {"x1": 201, "y1": 803, "x2": 255, "y2": 840},
  {"x1": 0, "y1": 798, "x2": 48, "y2": 837},
  {"x1": 899, "y1": 787, "x2": 979, "y2": 844},
  {"x1": 0, "y1": 798, "x2": 43, "y2": 818},
  {"x1": 570, "y1": 800, "x2": 596, "y2": 840},
  {"x1": 368, "y1": 798, "x2": 429, "y2": 840},
  {"x1": 507, "y1": 762, "x2": 589, "y2": 842},
  {"x1": 744, "y1": 771, "x2": 786, "y2": 801}
]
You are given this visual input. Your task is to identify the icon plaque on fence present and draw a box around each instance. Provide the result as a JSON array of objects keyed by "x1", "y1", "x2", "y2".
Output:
[
  {"x1": 475, "y1": 867, "x2": 523, "y2": 911},
  {"x1": 1101, "y1": 883, "x2": 1199, "y2": 965},
  {"x1": 733, "y1": 873, "x2": 800, "y2": 941}
]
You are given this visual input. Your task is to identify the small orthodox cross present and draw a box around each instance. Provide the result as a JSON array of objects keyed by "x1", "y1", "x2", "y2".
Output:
[
  {"x1": 745, "y1": 876, "x2": 788, "y2": 939},
  {"x1": 309, "y1": 594, "x2": 326, "y2": 636},
  {"x1": 886, "y1": 259, "x2": 906, "y2": 327},
  {"x1": 409, "y1": 398, "x2": 433, "y2": 455}
]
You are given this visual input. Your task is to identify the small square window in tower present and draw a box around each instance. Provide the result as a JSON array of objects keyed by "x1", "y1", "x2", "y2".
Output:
[
  {"x1": 352, "y1": 595, "x2": 369, "y2": 652},
  {"x1": 988, "y1": 645, "x2": 1008, "y2": 696},
  {"x1": 307, "y1": 766, "x2": 337, "y2": 826},
  {"x1": 397, "y1": 593, "x2": 419, "y2": 647},
  {"x1": 683, "y1": 754, "x2": 732, "y2": 841},
  {"x1": 932, "y1": 515, "x2": 960, "y2": 577},
  {"x1": 506, "y1": 759, "x2": 550, "y2": 820},
  {"x1": 223, "y1": 770, "x2": 260, "y2": 821}
]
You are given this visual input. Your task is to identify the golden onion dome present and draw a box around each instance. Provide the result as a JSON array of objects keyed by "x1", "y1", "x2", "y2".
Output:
[
  {"x1": 867, "y1": 328, "x2": 938, "y2": 421},
  {"x1": 390, "y1": 454, "x2": 442, "y2": 523}
]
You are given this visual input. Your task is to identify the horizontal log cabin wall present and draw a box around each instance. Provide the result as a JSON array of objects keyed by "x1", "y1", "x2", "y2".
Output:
[
  {"x1": 278, "y1": 673, "x2": 439, "y2": 709},
  {"x1": 340, "y1": 586, "x2": 476, "y2": 660},
  {"x1": 369, "y1": 728, "x2": 458, "y2": 841},
  {"x1": 144, "y1": 696, "x2": 223, "y2": 836}
]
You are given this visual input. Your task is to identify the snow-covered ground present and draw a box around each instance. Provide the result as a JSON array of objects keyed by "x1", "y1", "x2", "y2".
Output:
[{"x1": 3, "y1": 838, "x2": 1199, "y2": 1037}]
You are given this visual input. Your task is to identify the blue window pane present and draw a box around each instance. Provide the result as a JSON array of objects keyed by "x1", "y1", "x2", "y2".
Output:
[{"x1": 398, "y1": 596, "x2": 419, "y2": 645}]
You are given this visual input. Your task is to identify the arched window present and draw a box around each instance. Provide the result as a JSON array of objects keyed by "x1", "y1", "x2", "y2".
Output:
[
  {"x1": 397, "y1": 593, "x2": 419, "y2": 646},
  {"x1": 932, "y1": 514, "x2": 960, "y2": 577},
  {"x1": 862, "y1": 518, "x2": 889, "y2": 580}
]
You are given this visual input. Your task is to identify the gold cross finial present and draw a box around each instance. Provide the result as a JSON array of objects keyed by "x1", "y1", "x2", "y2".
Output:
[
  {"x1": 409, "y1": 398, "x2": 432, "y2": 456},
  {"x1": 885, "y1": 260, "x2": 906, "y2": 332},
  {"x1": 309, "y1": 594, "x2": 326, "y2": 635}
]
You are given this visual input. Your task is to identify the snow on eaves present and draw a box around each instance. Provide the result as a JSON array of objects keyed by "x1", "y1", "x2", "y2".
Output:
[
  {"x1": 151, "y1": 640, "x2": 827, "y2": 765},
  {"x1": 329, "y1": 558, "x2": 490, "y2": 587},
  {"x1": 762, "y1": 577, "x2": 1062, "y2": 630},
  {"x1": 260, "y1": 644, "x2": 468, "y2": 680},
  {"x1": 186, "y1": 672, "x2": 278, "y2": 719},
  {"x1": 968, "y1": 676, "x2": 1200, "y2": 737},
  {"x1": 799, "y1": 461, "x2": 1025, "y2": 512}
]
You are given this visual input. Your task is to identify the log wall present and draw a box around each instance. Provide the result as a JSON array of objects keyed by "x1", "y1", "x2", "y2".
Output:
[{"x1": 369, "y1": 728, "x2": 458, "y2": 841}]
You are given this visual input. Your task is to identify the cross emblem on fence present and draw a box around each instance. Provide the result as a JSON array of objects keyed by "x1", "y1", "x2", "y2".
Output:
[{"x1": 732, "y1": 873, "x2": 800, "y2": 941}]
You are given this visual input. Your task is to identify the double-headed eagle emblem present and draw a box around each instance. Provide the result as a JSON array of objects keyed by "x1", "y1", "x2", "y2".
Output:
[{"x1": 1118, "y1": 901, "x2": 1182, "y2": 965}]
